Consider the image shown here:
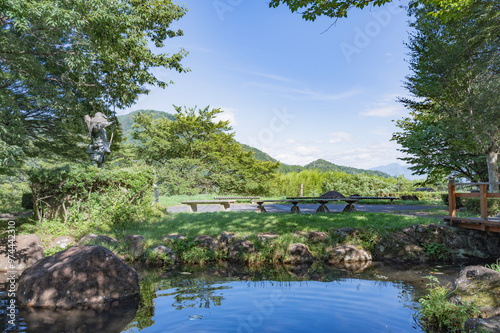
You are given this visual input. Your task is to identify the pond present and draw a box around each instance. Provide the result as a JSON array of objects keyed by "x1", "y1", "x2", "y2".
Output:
[{"x1": 0, "y1": 262, "x2": 470, "y2": 333}]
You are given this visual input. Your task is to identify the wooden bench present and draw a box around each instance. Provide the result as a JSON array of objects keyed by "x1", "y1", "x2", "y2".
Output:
[{"x1": 181, "y1": 200, "x2": 236, "y2": 213}]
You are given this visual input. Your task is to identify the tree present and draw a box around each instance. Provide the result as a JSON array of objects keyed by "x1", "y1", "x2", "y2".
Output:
[
  {"x1": 131, "y1": 106, "x2": 281, "y2": 195},
  {"x1": 395, "y1": 1, "x2": 500, "y2": 190},
  {"x1": 393, "y1": 99, "x2": 489, "y2": 182},
  {"x1": 269, "y1": 0, "x2": 477, "y2": 21},
  {"x1": 0, "y1": 0, "x2": 188, "y2": 173}
]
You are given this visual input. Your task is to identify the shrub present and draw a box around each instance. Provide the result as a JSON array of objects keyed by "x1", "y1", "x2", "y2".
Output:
[
  {"x1": 21, "y1": 192, "x2": 33, "y2": 209},
  {"x1": 422, "y1": 243, "x2": 451, "y2": 262},
  {"x1": 463, "y1": 198, "x2": 500, "y2": 217},
  {"x1": 0, "y1": 178, "x2": 29, "y2": 213},
  {"x1": 418, "y1": 276, "x2": 479, "y2": 332},
  {"x1": 28, "y1": 164, "x2": 157, "y2": 230},
  {"x1": 441, "y1": 193, "x2": 464, "y2": 208}
]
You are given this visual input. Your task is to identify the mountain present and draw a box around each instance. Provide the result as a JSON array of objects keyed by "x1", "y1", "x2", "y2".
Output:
[
  {"x1": 116, "y1": 110, "x2": 395, "y2": 178},
  {"x1": 279, "y1": 159, "x2": 391, "y2": 177},
  {"x1": 117, "y1": 110, "x2": 176, "y2": 140},
  {"x1": 240, "y1": 144, "x2": 279, "y2": 163},
  {"x1": 370, "y1": 163, "x2": 423, "y2": 180}
]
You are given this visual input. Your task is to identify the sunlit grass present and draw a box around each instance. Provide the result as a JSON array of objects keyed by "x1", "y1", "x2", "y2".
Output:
[{"x1": 107, "y1": 211, "x2": 443, "y2": 246}]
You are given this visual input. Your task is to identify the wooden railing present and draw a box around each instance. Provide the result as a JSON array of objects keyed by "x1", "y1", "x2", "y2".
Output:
[{"x1": 448, "y1": 180, "x2": 500, "y2": 220}]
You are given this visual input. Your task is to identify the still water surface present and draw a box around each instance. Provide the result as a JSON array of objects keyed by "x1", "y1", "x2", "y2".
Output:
[{"x1": 1, "y1": 263, "x2": 466, "y2": 333}]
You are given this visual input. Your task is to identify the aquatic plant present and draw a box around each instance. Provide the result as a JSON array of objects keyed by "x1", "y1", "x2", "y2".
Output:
[{"x1": 417, "y1": 276, "x2": 479, "y2": 332}]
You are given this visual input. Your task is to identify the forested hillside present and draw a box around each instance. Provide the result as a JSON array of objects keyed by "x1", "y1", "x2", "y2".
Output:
[
  {"x1": 117, "y1": 110, "x2": 176, "y2": 140},
  {"x1": 117, "y1": 110, "x2": 391, "y2": 178}
]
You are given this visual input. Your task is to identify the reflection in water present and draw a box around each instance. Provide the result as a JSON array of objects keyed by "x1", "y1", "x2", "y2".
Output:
[
  {"x1": 119, "y1": 264, "x2": 433, "y2": 333},
  {"x1": 165, "y1": 279, "x2": 228, "y2": 310},
  {"x1": 20, "y1": 296, "x2": 139, "y2": 333},
  {"x1": 0, "y1": 263, "x2": 470, "y2": 332}
]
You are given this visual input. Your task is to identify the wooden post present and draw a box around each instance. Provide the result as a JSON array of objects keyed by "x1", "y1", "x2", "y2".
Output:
[
  {"x1": 480, "y1": 184, "x2": 488, "y2": 220},
  {"x1": 300, "y1": 184, "x2": 304, "y2": 197},
  {"x1": 448, "y1": 179, "x2": 456, "y2": 217}
]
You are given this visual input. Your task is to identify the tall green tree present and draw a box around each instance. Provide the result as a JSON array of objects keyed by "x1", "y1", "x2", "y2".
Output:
[
  {"x1": 269, "y1": 0, "x2": 477, "y2": 20},
  {"x1": 132, "y1": 106, "x2": 280, "y2": 195},
  {"x1": 394, "y1": 1, "x2": 500, "y2": 190},
  {"x1": 393, "y1": 99, "x2": 489, "y2": 182},
  {"x1": 0, "y1": 0, "x2": 188, "y2": 173}
]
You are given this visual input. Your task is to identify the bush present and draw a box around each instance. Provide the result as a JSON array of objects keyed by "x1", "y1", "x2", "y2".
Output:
[
  {"x1": 28, "y1": 164, "x2": 158, "y2": 230},
  {"x1": 441, "y1": 193, "x2": 464, "y2": 208},
  {"x1": 418, "y1": 276, "x2": 479, "y2": 332},
  {"x1": 464, "y1": 198, "x2": 500, "y2": 217},
  {"x1": 21, "y1": 192, "x2": 33, "y2": 209},
  {"x1": 0, "y1": 178, "x2": 29, "y2": 213}
]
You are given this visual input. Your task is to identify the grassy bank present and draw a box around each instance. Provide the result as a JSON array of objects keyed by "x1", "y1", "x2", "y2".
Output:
[{"x1": 10, "y1": 211, "x2": 442, "y2": 250}]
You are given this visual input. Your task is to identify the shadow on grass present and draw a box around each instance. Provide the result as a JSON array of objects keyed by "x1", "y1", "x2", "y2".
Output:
[{"x1": 113, "y1": 211, "x2": 442, "y2": 244}]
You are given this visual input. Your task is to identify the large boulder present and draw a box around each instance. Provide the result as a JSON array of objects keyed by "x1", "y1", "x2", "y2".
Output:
[
  {"x1": 195, "y1": 235, "x2": 219, "y2": 251},
  {"x1": 286, "y1": 243, "x2": 313, "y2": 264},
  {"x1": 49, "y1": 236, "x2": 75, "y2": 249},
  {"x1": 147, "y1": 245, "x2": 177, "y2": 266},
  {"x1": 465, "y1": 316, "x2": 500, "y2": 332},
  {"x1": 326, "y1": 245, "x2": 372, "y2": 272},
  {"x1": 0, "y1": 234, "x2": 44, "y2": 272},
  {"x1": 17, "y1": 245, "x2": 139, "y2": 308},
  {"x1": 78, "y1": 234, "x2": 117, "y2": 247},
  {"x1": 218, "y1": 232, "x2": 236, "y2": 249},
  {"x1": 450, "y1": 265, "x2": 500, "y2": 317},
  {"x1": 326, "y1": 245, "x2": 372, "y2": 264},
  {"x1": 228, "y1": 240, "x2": 255, "y2": 261},
  {"x1": 123, "y1": 235, "x2": 145, "y2": 258}
]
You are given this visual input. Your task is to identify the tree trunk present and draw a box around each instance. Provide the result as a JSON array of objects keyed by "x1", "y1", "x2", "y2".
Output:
[{"x1": 486, "y1": 150, "x2": 499, "y2": 193}]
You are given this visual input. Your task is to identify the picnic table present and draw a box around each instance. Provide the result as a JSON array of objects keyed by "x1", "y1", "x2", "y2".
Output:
[
  {"x1": 252, "y1": 197, "x2": 359, "y2": 214},
  {"x1": 253, "y1": 199, "x2": 303, "y2": 213},
  {"x1": 287, "y1": 197, "x2": 359, "y2": 213}
]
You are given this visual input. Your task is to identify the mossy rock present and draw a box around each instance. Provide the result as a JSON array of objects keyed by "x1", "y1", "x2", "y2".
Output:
[{"x1": 450, "y1": 266, "x2": 500, "y2": 316}]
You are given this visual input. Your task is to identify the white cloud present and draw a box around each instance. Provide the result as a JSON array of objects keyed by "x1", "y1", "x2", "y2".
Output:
[
  {"x1": 294, "y1": 146, "x2": 321, "y2": 155},
  {"x1": 215, "y1": 107, "x2": 237, "y2": 125},
  {"x1": 323, "y1": 141, "x2": 406, "y2": 169},
  {"x1": 250, "y1": 71, "x2": 296, "y2": 83},
  {"x1": 328, "y1": 132, "x2": 353, "y2": 144},
  {"x1": 245, "y1": 81, "x2": 361, "y2": 101},
  {"x1": 360, "y1": 104, "x2": 403, "y2": 117},
  {"x1": 360, "y1": 95, "x2": 406, "y2": 117}
]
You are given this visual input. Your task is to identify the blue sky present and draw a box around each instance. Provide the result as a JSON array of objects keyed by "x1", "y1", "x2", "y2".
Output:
[{"x1": 120, "y1": 0, "x2": 413, "y2": 169}]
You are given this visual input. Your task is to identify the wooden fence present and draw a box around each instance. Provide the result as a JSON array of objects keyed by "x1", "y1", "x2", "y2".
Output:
[{"x1": 448, "y1": 179, "x2": 500, "y2": 220}]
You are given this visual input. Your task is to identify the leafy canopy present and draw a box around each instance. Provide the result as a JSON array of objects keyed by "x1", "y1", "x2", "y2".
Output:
[
  {"x1": 393, "y1": 0, "x2": 500, "y2": 185},
  {"x1": 132, "y1": 106, "x2": 281, "y2": 195},
  {"x1": 269, "y1": 0, "x2": 476, "y2": 20},
  {"x1": 0, "y1": 0, "x2": 188, "y2": 173}
]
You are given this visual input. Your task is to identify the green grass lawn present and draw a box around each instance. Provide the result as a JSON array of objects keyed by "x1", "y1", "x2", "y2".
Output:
[
  {"x1": 107, "y1": 211, "x2": 443, "y2": 247},
  {"x1": 9, "y1": 210, "x2": 444, "y2": 250}
]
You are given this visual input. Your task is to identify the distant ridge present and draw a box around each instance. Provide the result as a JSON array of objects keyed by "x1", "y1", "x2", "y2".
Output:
[
  {"x1": 117, "y1": 110, "x2": 176, "y2": 140},
  {"x1": 370, "y1": 163, "x2": 423, "y2": 180},
  {"x1": 117, "y1": 109, "x2": 392, "y2": 178},
  {"x1": 240, "y1": 144, "x2": 278, "y2": 163},
  {"x1": 279, "y1": 158, "x2": 391, "y2": 177}
]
